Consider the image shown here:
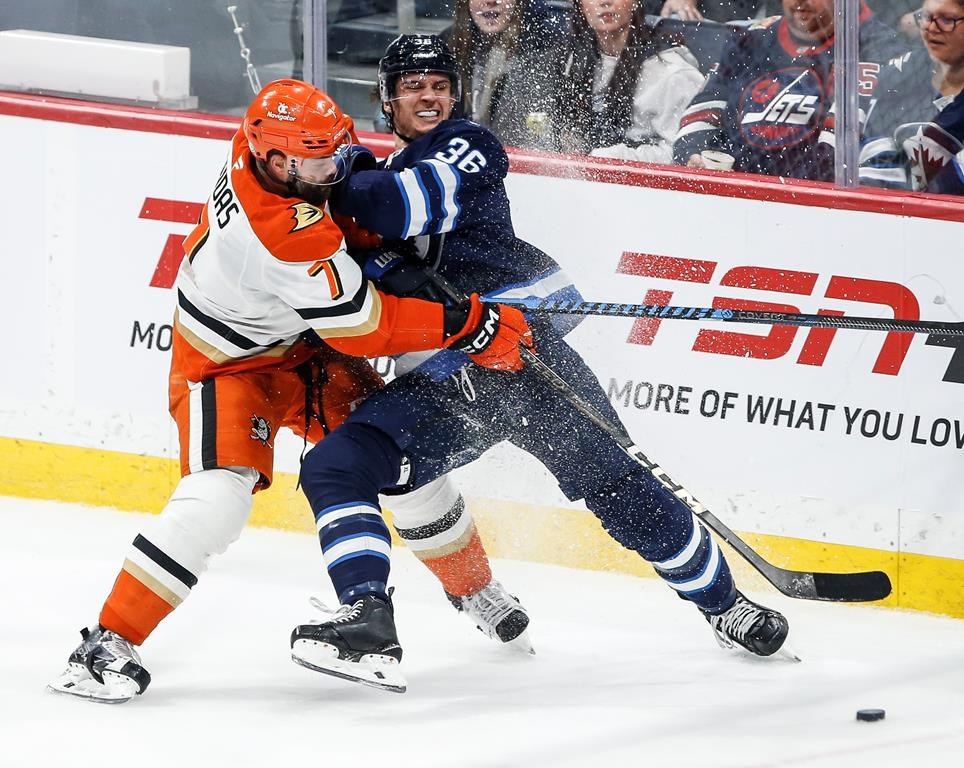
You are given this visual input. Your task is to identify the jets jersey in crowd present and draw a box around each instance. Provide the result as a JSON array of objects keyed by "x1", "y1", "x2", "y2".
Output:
[
  {"x1": 174, "y1": 128, "x2": 452, "y2": 383},
  {"x1": 859, "y1": 49, "x2": 964, "y2": 194},
  {"x1": 673, "y1": 4, "x2": 900, "y2": 180}
]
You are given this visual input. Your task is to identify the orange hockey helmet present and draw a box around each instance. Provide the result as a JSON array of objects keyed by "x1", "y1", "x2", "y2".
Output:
[{"x1": 243, "y1": 79, "x2": 351, "y2": 162}]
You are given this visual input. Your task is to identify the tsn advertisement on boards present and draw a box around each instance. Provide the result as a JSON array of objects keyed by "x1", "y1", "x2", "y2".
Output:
[{"x1": 1, "y1": 108, "x2": 962, "y2": 566}]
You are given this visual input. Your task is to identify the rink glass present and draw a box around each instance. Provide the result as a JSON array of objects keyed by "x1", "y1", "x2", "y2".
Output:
[{"x1": 0, "y1": 0, "x2": 959, "y2": 198}]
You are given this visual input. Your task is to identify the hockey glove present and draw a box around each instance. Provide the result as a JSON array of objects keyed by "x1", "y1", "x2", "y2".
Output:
[
  {"x1": 442, "y1": 294, "x2": 534, "y2": 372},
  {"x1": 330, "y1": 144, "x2": 377, "y2": 204},
  {"x1": 362, "y1": 249, "x2": 451, "y2": 302},
  {"x1": 333, "y1": 143, "x2": 377, "y2": 178}
]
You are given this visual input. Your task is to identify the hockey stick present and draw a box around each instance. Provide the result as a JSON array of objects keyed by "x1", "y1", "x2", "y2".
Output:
[
  {"x1": 487, "y1": 297, "x2": 964, "y2": 337},
  {"x1": 441, "y1": 280, "x2": 891, "y2": 601},
  {"x1": 518, "y1": 347, "x2": 891, "y2": 602}
]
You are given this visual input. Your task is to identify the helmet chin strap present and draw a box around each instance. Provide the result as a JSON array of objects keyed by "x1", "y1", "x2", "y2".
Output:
[{"x1": 382, "y1": 104, "x2": 417, "y2": 145}]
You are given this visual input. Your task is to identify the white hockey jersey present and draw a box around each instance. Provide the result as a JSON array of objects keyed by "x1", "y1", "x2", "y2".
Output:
[{"x1": 173, "y1": 128, "x2": 449, "y2": 382}]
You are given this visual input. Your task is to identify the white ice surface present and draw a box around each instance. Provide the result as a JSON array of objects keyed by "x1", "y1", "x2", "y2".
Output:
[{"x1": 3, "y1": 497, "x2": 964, "y2": 767}]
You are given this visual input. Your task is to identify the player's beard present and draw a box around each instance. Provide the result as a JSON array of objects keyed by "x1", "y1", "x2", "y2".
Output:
[{"x1": 289, "y1": 178, "x2": 332, "y2": 207}]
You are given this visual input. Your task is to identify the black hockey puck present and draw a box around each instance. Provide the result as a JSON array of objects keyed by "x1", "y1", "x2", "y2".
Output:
[{"x1": 856, "y1": 709, "x2": 885, "y2": 722}]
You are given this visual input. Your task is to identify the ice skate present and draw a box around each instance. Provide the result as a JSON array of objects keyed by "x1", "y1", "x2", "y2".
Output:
[
  {"x1": 703, "y1": 591, "x2": 790, "y2": 658},
  {"x1": 447, "y1": 579, "x2": 534, "y2": 654},
  {"x1": 291, "y1": 594, "x2": 406, "y2": 693},
  {"x1": 47, "y1": 626, "x2": 151, "y2": 704}
]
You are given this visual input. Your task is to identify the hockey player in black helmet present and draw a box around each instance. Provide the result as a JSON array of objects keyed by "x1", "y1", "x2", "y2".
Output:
[
  {"x1": 292, "y1": 32, "x2": 791, "y2": 692},
  {"x1": 377, "y1": 33, "x2": 462, "y2": 139}
]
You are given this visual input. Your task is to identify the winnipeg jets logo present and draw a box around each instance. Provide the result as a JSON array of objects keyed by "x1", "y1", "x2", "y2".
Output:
[
  {"x1": 249, "y1": 415, "x2": 272, "y2": 447},
  {"x1": 897, "y1": 122, "x2": 963, "y2": 192},
  {"x1": 267, "y1": 101, "x2": 296, "y2": 122},
  {"x1": 289, "y1": 202, "x2": 325, "y2": 232},
  {"x1": 739, "y1": 67, "x2": 825, "y2": 150}
]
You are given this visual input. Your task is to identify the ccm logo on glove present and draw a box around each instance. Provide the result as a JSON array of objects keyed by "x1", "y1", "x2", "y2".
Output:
[
  {"x1": 443, "y1": 294, "x2": 534, "y2": 371},
  {"x1": 458, "y1": 306, "x2": 501, "y2": 353}
]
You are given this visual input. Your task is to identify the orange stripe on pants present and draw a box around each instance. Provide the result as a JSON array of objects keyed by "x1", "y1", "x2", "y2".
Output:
[{"x1": 99, "y1": 570, "x2": 177, "y2": 646}]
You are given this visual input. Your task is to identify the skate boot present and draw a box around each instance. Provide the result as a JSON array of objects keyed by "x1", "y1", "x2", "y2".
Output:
[
  {"x1": 291, "y1": 593, "x2": 406, "y2": 693},
  {"x1": 446, "y1": 579, "x2": 533, "y2": 653},
  {"x1": 47, "y1": 626, "x2": 151, "y2": 703},
  {"x1": 703, "y1": 591, "x2": 789, "y2": 657}
]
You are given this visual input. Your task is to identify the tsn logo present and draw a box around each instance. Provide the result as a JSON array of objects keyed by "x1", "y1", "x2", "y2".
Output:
[
  {"x1": 136, "y1": 198, "x2": 963, "y2": 383},
  {"x1": 617, "y1": 252, "x2": 964, "y2": 384}
]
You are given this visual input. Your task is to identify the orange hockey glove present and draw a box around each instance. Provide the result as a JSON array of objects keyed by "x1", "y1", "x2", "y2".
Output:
[{"x1": 443, "y1": 294, "x2": 534, "y2": 372}]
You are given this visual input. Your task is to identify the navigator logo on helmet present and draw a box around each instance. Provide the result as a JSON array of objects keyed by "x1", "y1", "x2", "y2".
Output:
[
  {"x1": 243, "y1": 79, "x2": 352, "y2": 201},
  {"x1": 245, "y1": 79, "x2": 350, "y2": 159},
  {"x1": 377, "y1": 34, "x2": 462, "y2": 132}
]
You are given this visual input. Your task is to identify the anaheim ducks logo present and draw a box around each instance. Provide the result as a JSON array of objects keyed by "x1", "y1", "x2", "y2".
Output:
[
  {"x1": 249, "y1": 415, "x2": 273, "y2": 448},
  {"x1": 289, "y1": 202, "x2": 325, "y2": 232}
]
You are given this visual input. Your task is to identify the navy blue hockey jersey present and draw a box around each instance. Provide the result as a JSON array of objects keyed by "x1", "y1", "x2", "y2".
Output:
[
  {"x1": 859, "y1": 49, "x2": 964, "y2": 194},
  {"x1": 332, "y1": 120, "x2": 573, "y2": 300},
  {"x1": 672, "y1": 6, "x2": 900, "y2": 181},
  {"x1": 332, "y1": 119, "x2": 582, "y2": 376}
]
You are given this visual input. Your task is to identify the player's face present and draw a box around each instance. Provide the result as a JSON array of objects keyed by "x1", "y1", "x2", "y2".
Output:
[
  {"x1": 388, "y1": 73, "x2": 456, "y2": 140},
  {"x1": 918, "y1": 0, "x2": 964, "y2": 68},
  {"x1": 285, "y1": 154, "x2": 341, "y2": 205},
  {"x1": 783, "y1": 0, "x2": 835, "y2": 41},
  {"x1": 580, "y1": 0, "x2": 635, "y2": 36},
  {"x1": 470, "y1": 0, "x2": 516, "y2": 35}
]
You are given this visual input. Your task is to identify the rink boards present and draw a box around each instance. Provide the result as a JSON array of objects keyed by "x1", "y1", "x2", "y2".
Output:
[{"x1": 2, "y1": 93, "x2": 963, "y2": 616}]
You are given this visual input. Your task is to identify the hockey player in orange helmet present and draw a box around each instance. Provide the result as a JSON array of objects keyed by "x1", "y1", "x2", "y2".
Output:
[
  {"x1": 243, "y1": 79, "x2": 353, "y2": 205},
  {"x1": 47, "y1": 78, "x2": 533, "y2": 702}
]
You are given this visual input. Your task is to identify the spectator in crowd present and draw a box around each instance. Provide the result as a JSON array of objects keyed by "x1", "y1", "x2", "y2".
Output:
[
  {"x1": 445, "y1": 0, "x2": 566, "y2": 147},
  {"x1": 554, "y1": 0, "x2": 706, "y2": 163},
  {"x1": 860, "y1": 0, "x2": 964, "y2": 194},
  {"x1": 646, "y1": 0, "x2": 766, "y2": 22},
  {"x1": 673, "y1": 0, "x2": 901, "y2": 180},
  {"x1": 866, "y1": 0, "x2": 925, "y2": 38},
  {"x1": 761, "y1": 0, "x2": 920, "y2": 34}
]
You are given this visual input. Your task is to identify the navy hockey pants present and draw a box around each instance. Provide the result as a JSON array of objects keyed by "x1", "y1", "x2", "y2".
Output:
[{"x1": 300, "y1": 323, "x2": 736, "y2": 613}]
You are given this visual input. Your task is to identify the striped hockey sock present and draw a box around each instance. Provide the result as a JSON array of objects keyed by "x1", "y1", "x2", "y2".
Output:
[
  {"x1": 315, "y1": 501, "x2": 392, "y2": 604},
  {"x1": 99, "y1": 535, "x2": 197, "y2": 645},
  {"x1": 394, "y1": 494, "x2": 492, "y2": 598}
]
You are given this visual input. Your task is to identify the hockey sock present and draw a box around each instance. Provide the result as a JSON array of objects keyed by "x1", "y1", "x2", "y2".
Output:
[
  {"x1": 388, "y1": 477, "x2": 492, "y2": 597},
  {"x1": 99, "y1": 467, "x2": 257, "y2": 644},
  {"x1": 300, "y1": 424, "x2": 403, "y2": 604},
  {"x1": 99, "y1": 535, "x2": 195, "y2": 645},
  {"x1": 403, "y1": 523, "x2": 491, "y2": 597},
  {"x1": 585, "y1": 470, "x2": 736, "y2": 614},
  {"x1": 315, "y1": 501, "x2": 392, "y2": 604},
  {"x1": 651, "y1": 516, "x2": 736, "y2": 615}
]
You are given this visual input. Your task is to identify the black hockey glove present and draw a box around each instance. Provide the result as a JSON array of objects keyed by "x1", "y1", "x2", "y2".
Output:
[
  {"x1": 361, "y1": 247, "x2": 450, "y2": 303},
  {"x1": 330, "y1": 144, "x2": 377, "y2": 204}
]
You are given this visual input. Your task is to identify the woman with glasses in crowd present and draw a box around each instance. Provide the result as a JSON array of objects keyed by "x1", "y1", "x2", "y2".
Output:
[
  {"x1": 553, "y1": 0, "x2": 705, "y2": 163},
  {"x1": 859, "y1": 0, "x2": 964, "y2": 194}
]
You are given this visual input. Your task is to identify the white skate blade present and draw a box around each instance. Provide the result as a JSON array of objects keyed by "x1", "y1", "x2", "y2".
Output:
[
  {"x1": 291, "y1": 640, "x2": 407, "y2": 694},
  {"x1": 47, "y1": 663, "x2": 139, "y2": 704},
  {"x1": 776, "y1": 643, "x2": 802, "y2": 663},
  {"x1": 505, "y1": 629, "x2": 535, "y2": 655}
]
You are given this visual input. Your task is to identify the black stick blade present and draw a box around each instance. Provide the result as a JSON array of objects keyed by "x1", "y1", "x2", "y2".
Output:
[
  {"x1": 768, "y1": 568, "x2": 893, "y2": 602},
  {"x1": 811, "y1": 570, "x2": 892, "y2": 602}
]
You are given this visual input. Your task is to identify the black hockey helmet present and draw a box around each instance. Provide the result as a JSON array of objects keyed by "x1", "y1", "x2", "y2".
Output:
[{"x1": 377, "y1": 34, "x2": 462, "y2": 104}]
